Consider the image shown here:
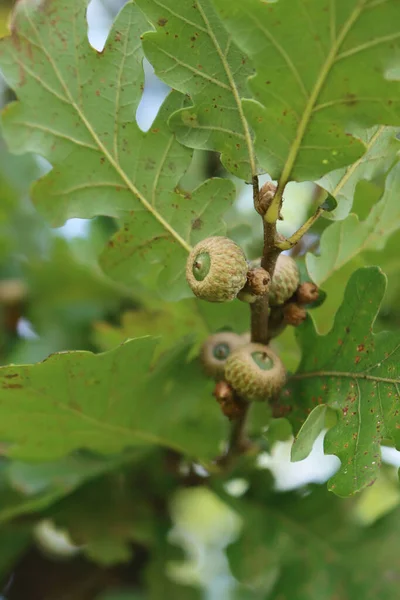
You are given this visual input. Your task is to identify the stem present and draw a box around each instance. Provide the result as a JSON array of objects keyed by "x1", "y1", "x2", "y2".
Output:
[
  {"x1": 276, "y1": 205, "x2": 325, "y2": 250},
  {"x1": 216, "y1": 402, "x2": 252, "y2": 469},
  {"x1": 251, "y1": 208, "x2": 281, "y2": 345},
  {"x1": 217, "y1": 177, "x2": 284, "y2": 468}
]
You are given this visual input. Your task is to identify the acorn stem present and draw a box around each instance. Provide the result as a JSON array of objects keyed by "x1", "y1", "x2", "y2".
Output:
[
  {"x1": 219, "y1": 176, "x2": 282, "y2": 467},
  {"x1": 250, "y1": 205, "x2": 282, "y2": 345},
  {"x1": 215, "y1": 401, "x2": 252, "y2": 468}
]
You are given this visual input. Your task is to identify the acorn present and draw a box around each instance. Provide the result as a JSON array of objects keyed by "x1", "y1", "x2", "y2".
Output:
[
  {"x1": 246, "y1": 255, "x2": 299, "y2": 306},
  {"x1": 296, "y1": 282, "x2": 319, "y2": 305},
  {"x1": 283, "y1": 302, "x2": 307, "y2": 326},
  {"x1": 186, "y1": 237, "x2": 248, "y2": 302},
  {"x1": 224, "y1": 342, "x2": 286, "y2": 402},
  {"x1": 200, "y1": 331, "x2": 244, "y2": 380},
  {"x1": 237, "y1": 267, "x2": 270, "y2": 303},
  {"x1": 269, "y1": 255, "x2": 299, "y2": 306}
]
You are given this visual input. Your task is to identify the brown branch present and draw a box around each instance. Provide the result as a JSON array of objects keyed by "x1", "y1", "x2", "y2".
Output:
[
  {"x1": 251, "y1": 186, "x2": 282, "y2": 345},
  {"x1": 215, "y1": 401, "x2": 253, "y2": 469},
  {"x1": 217, "y1": 178, "x2": 284, "y2": 469}
]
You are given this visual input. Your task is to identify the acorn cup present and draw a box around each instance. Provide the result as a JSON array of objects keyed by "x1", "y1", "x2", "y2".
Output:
[
  {"x1": 269, "y1": 254, "x2": 299, "y2": 306},
  {"x1": 200, "y1": 331, "x2": 245, "y2": 380},
  {"x1": 224, "y1": 342, "x2": 286, "y2": 402},
  {"x1": 247, "y1": 254, "x2": 300, "y2": 307},
  {"x1": 186, "y1": 237, "x2": 248, "y2": 302}
]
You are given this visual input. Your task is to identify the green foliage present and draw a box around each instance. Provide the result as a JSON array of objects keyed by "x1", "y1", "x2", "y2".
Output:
[
  {"x1": 307, "y1": 163, "x2": 400, "y2": 285},
  {"x1": 317, "y1": 126, "x2": 400, "y2": 219},
  {"x1": 0, "y1": 0, "x2": 236, "y2": 300},
  {"x1": 0, "y1": 0, "x2": 399, "y2": 596},
  {"x1": 222, "y1": 482, "x2": 400, "y2": 600},
  {"x1": 284, "y1": 268, "x2": 400, "y2": 496},
  {"x1": 211, "y1": 0, "x2": 400, "y2": 190},
  {"x1": 0, "y1": 337, "x2": 222, "y2": 462},
  {"x1": 137, "y1": 0, "x2": 256, "y2": 180}
]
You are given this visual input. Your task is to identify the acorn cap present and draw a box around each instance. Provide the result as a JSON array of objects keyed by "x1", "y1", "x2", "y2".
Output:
[
  {"x1": 269, "y1": 254, "x2": 299, "y2": 307},
  {"x1": 224, "y1": 342, "x2": 286, "y2": 402},
  {"x1": 283, "y1": 302, "x2": 307, "y2": 326},
  {"x1": 296, "y1": 282, "x2": 319, "y2": 305},
  {"x1": 186, "y1": 237, "x2": 248, "y2": 302},
  {"x1": 200, "y1": 331, "x2": 244, "y2": 380}
]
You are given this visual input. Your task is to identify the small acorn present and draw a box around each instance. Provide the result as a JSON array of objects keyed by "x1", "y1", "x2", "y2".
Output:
[
  {"x1": 186, "y1": 237, "x2": 248, "y2": 302},
  {"x1": 269, "y1": 254, "x2": 299, "y2": 306},
  {"x1": 283, "y1": 302, "x2": 307, "y2": 326},
  {"x1": 246, "y1": 255, "x2": 299, "y2": 307},
  {"x1": 296, "y1": 282, "x2": 319, "y2": 305},
  {"x1": 200, "y1": 331, "x2": 244, "y2": 380},
  {"x1": 238, "y1": 267, "x2": 270, "y2": 303},
  {"x1": 224, "y1": 342, "x2": 286, "y2": 402}
]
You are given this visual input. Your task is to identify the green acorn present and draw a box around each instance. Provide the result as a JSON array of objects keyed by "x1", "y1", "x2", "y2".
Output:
[
  {"x1": 224, "y1": 342, "x2": 286, "y2": 402},
  {"x1": 186, "y1": 237, "x2": 248, "y2": 302},
  {"x1": 200, "y1": 332, "x2": 244, "y2": 380},
  {"x1": 269, "y1": 255, "x2": 299, "y2": 306},
  {"x1": 249, "y1": 255, "x2": 299, "y2": 306}
]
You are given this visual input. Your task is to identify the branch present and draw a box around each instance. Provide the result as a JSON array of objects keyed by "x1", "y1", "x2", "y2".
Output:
[
  {"x1": 251, "y1": 181, "x2": 282, "y2": 344},
  {"x1": 276, "y1": 205, "x2": 325, "y2": 250},
  {"x1": 215, "y1": 401, "x2": 253, "y2": 469},
  {"x1": 216, "y1": 177, "x2": 288, "y2": 468}
]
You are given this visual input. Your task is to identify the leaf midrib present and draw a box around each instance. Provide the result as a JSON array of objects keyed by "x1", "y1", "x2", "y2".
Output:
[
  {"x1": 291, "y1": 370, "x2": 399, "y2": 385},
  {"x1": 195, "y1": 0, "x2": 257, "y2": 175},
  {"x1": 276, "y1": 0, "x2": 367, "y2": 202},
  {"x1": 22, "y1": 3, "x2": 192, "y2": 253}
]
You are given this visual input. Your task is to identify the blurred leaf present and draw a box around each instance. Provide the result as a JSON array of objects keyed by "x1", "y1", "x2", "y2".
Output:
[
  {"x1": 0, "y1": 525, "x2": 31, "y2": 584},
  {"x1": 93, "y1": 301, "x2": 209, "y2": 358},
  {"x1": 0, "y1": 0, "x2": 236, "y2": 300},
  {"x1": 282, "y1": 268, "x2": 400, "y2": 496},
  {"x1": 137, "y1": 0, "x2": 256, "y2": 181},
  {"x1": 27, "y1": 237, "x2": 123, "y2": 326},
  {"x1": 97, "y1": 593, "x2": 143, "y2": 600},
  {"x1": 223, "y1": 484, "x2": 400, "y2": 600},
  {"x1": 0, "y1": 141, "x2": 46, "y2": 269},
  {"x1": 93, "y1": 293, "x2": 249, "y2": 358},
  {"x1": 307, "y1": 163, "x2": 400, "y2": 286},
  {"x1": 318, "y1": 126, "x2": 399, "y2": 219},
  {"x1": 145, "y1": 540, "x2": 202, "y2": 600},
  {"x1": 211, "y1": 0, "x2": 400, "y2": 187},
  {"x1": 49, "y1": 475, "x2": 155, "y2": 566},
  {"x1": 0, "y1": 337, "x2": 222, "y2": 463},
  {"x1": 0, "y1": 453, "x2": 140, "y2": 525},
  {"x1": 0, "y1": 4, "x2": 12, "y2": 38},
  {"x1": 353, "y1": 466, "x2": 400, "y2": 526}
]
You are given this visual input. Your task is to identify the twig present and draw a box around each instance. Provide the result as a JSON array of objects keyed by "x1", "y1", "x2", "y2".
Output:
[
  {"x1": 215, "y1": 402, "x2": 252, "y2": 469},
  {"x1": 276, "y1": 205, "x2": 325, "y2": 250},
  {"x1": 251, "y1": 183, "x2": 281, "y2": 344},
  {"x1": 218, "y1": 177, "x2": 283, "y2": 468}
]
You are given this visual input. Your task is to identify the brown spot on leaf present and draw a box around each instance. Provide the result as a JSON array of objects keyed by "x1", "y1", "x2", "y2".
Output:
[
  {"x1": 158, "y1": 17, "x2": 168, "y2": 26},
  {"x1": 191, "y1": 218, "x2": 203, "y2": 230},
  {"x1": 344, "y1": 93, "x2": 358, "y2": 106}
]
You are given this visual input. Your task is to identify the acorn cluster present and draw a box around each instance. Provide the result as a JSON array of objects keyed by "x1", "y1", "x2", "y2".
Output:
[
  {"x1": 187, "y1": 236, "x2": 320, "y2": 407},
  {"x1": 201, "y1": 332, "x2": 286, "y2": 404}
]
